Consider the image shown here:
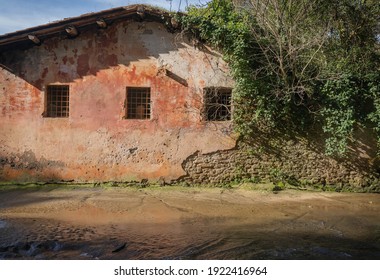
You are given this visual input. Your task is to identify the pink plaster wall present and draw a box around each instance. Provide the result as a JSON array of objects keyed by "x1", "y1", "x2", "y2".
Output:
[{"x1": 0, "y1": 20, "x2": 235, "y2": 182}]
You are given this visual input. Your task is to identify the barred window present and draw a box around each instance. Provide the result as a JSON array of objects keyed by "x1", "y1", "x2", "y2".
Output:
[
  {"x1": 125, "y1": 87, "x2": 151, "y2": 119},
  {"x1": 204, "y1": 88, "x2": 232, "y2": 121},
  {"x1": 45, "y1": 85, "x2": 69, "y2": 118}
]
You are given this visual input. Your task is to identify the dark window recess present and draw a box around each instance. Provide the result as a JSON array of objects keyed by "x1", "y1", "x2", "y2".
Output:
[
  {"x1": 125, "y1": 87, "x2": 151, "y2": 119},
  {"x1": 204, "y1": 88, "x2": 232, "y2": 121},
  {"x1": 45, "y1": 85, "x2": 69, "y2": 118}
]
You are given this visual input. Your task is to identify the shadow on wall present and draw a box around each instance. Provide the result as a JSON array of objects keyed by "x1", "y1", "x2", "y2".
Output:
[
  {"x1": 180, "y1": 124, "x2": 380, "y2": 189},
  {"x1": 0, "y1": 20, "x2": 205, "y2": 90},
  {"x1": 0, "y1": 149, "x2": 66, "y2": 183},
  {"x1": 248, "y1": 125, "x2": 379, "y2": 186}
]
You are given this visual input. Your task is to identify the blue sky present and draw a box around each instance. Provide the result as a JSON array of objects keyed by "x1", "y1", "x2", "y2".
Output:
[{"x1": 0, "y1": 0, "x2": 209, "y2": 35}]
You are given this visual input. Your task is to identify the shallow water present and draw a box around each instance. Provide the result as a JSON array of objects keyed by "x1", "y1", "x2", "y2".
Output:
[{"x1": 0, "y1": 187, "x2": 379, "y2": 259}]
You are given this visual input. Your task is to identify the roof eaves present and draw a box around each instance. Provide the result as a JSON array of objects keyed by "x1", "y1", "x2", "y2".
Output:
[{"x1": 0, "y1": 5, "x2": 174, "y2": 51}]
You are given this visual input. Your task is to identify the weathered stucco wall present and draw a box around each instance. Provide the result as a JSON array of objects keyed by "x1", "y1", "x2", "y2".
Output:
[
  {"x1": 0, "y1": 17, "x2": 379, "y2": 189},
  {"x1": 0, "y1": 20, "x2": 235, "y2": 182}
]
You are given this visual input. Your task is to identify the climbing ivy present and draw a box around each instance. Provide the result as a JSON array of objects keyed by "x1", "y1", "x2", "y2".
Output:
[
  {"x1": 179, "y1": 0, "x2": 380, "y2": 155},
  {"x1": 320, "y1": 76, "x2": 358, "y2": 155}
]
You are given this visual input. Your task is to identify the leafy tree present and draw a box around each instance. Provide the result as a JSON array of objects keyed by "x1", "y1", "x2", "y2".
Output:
[
  {"x1": 180, "y1": 0, "x2": 380, "y2": 155},
  {"x1": 320, "y1": 0, "x2": 380, "y2": 154}
]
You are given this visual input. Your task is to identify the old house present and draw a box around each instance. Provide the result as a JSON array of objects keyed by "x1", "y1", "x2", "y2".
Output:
[
  {"x1": 0, "y1": 5, "x2": 235, "y2": 183},
  {"x1": 1, "y1": 5, "x2": 378, "y2": 189}
]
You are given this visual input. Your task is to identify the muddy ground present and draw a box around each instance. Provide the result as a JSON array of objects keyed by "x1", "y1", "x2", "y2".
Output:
[{"x1": 0, "y1": 185, "x2": 379, "y2": 259}]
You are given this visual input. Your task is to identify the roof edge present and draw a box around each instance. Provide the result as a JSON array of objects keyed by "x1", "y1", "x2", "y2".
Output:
[{"x1": 0, "y1": 4, "x2": 179, "y2": 51}]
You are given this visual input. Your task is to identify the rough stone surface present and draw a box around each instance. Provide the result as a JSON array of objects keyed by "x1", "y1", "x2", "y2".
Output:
[{"x1": 180, "y1": 135, "x2": 380, "y2": 190}]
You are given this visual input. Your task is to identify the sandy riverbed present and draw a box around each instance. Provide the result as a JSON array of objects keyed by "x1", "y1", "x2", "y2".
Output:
[{"x1": 0, "y1": 185, "x2": 379, "y2": 259}]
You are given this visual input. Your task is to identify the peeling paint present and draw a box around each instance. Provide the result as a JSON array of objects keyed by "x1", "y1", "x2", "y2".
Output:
[{"x1": 0, "y1": 20, "x2": 235, "y2": 182}]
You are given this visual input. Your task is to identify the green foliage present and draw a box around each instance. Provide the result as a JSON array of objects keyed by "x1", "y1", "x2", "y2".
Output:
[
  {"x1": 367, "y1": 74, "x2": 380, "y2": 150},
  {"x1": 180, "y1": 0, "x2": 380, "y2": 155},
  {"x1": 320, "y1": 76, "x2": 357, "y2": 155}
]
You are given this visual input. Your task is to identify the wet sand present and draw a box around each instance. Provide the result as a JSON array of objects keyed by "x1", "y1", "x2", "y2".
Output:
[{"x1": 0, "y1": 185, "x2": 379, "y2": 259}]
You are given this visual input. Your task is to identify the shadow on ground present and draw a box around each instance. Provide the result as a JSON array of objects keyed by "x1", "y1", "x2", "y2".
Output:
[{"x1": 0, "y1": 217, "x2": 379, "y2": 260}]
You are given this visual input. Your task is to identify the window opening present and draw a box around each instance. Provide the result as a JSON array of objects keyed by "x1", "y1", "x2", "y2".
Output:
[
  {"x1": 125, "y1": 87, "x2": 151, "y2": 119},
  {"x1": 204, "y1": 88, "x2": 232, "y2": 121},
  {"x1": 45, "y1": 85, "x2": 69, "y2": 118}
]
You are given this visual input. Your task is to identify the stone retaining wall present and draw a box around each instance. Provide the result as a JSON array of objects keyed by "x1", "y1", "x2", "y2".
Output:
[{"x1": 180, "y1": 134, "x2": 380, "y2": 191}]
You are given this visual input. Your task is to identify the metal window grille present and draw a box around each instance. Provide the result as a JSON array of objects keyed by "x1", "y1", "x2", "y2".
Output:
[
  {"x1": 126, "y1": 87, "x2": 151, "y2": 119},
  {"x1": 46, "y1": 85, "x2": 69, "y2": 118},
  {"x1": 204, "y1": 88, "x2": 232, "y2": 121}
]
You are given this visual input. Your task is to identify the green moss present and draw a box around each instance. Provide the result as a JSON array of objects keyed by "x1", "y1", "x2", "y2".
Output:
[{"x1": 0, "y1": 177, "x2": 377, "y2": 193}]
